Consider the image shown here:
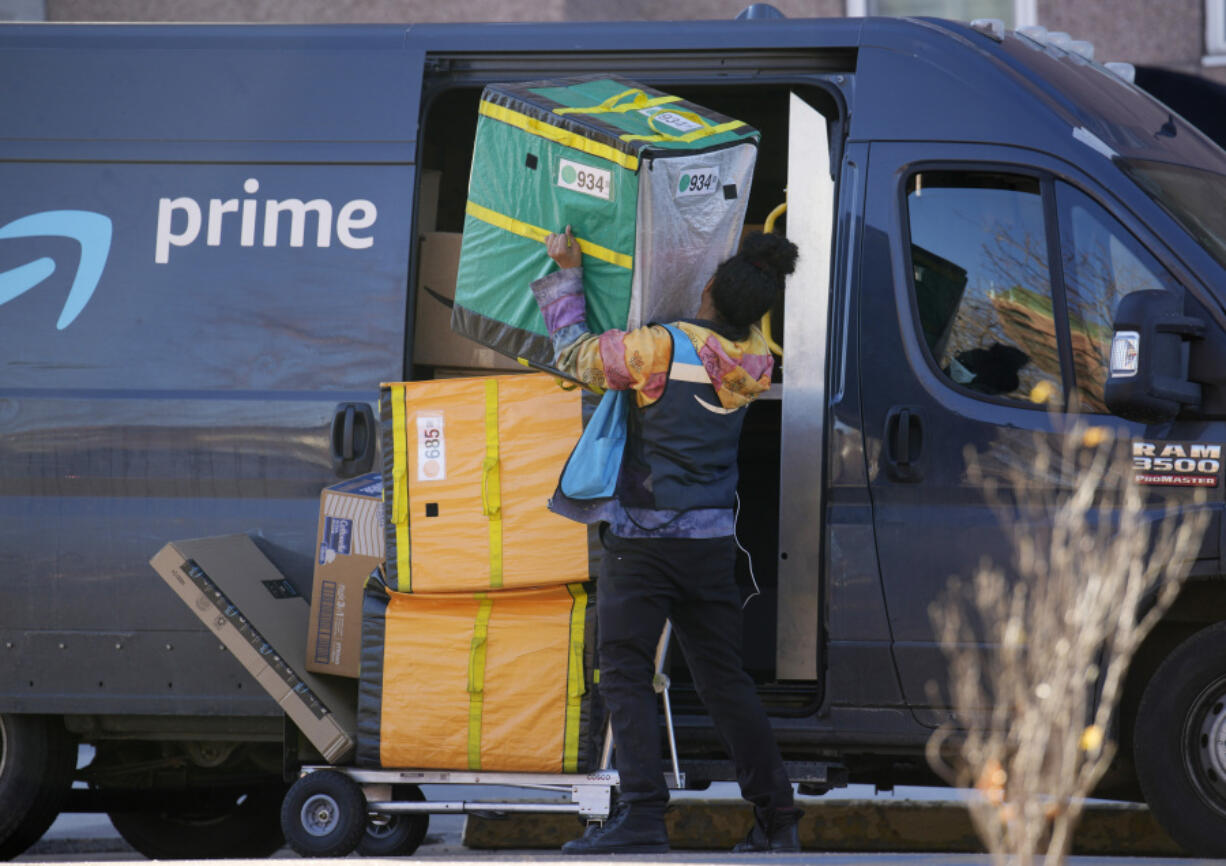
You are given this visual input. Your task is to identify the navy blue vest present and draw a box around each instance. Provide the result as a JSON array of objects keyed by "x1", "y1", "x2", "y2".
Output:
[{"x1": 617, "y1": 323, "x2": 748, "y2": 511}]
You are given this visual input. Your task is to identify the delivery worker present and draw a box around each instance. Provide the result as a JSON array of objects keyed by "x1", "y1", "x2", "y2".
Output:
[{"x1": 530, "y1": 226, "x2": 802, "y2": 855}]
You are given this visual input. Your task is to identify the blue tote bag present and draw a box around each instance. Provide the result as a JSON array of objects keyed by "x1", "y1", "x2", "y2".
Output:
[{"x1": 559, "y1": 387, "x2": 630, "y2": 500}]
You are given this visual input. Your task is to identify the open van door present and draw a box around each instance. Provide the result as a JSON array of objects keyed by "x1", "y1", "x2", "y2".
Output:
[{"x1": 775, "y1": 93, "x2": 834, "y2": 682}]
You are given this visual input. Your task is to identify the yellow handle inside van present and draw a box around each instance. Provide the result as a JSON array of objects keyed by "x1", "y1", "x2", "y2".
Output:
[{"x1": 759, "y1": 202, "x2": 787, "y2": 357}]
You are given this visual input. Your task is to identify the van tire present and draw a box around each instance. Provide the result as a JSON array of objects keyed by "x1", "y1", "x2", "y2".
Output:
[
  {"x1": 0, "y1": 714, "x2": 77, "y2": 861},
  {"x1": 107, "y1": 787, "x2": 285, "y2": 859},
  {"x1": 1135, "y1": 621, "x2": 1226, "y2": 857},
  {"x1": 357, "y1": 785, "x2": 429, "y2": 856}
]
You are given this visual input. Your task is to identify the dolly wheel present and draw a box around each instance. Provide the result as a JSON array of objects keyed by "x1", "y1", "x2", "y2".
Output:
[{"x1": 281, "y1": 771, "x2": 367, "y2": 858}]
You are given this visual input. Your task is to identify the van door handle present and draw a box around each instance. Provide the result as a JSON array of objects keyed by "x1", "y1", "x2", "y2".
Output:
[
  {"x1": 330, "y1": 402, "x2": 376, "y2": 477},
  {"x1": 884, "y1": 406, "x2": 923, "y2": 482}
]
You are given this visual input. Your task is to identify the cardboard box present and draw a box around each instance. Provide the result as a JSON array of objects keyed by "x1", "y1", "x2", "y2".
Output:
[
  {"x1": 417, "y1": 169, "x2": 441, "y2": 233},
  {"x1": 150, "y1": 535, "x2": 357, "y2": 764},
  {"x1": 413, "y1": 232, "x2": 522, "y2": 371},
  {"x1": 307, "y1": 473, "x2": 384, "y2": 678}
]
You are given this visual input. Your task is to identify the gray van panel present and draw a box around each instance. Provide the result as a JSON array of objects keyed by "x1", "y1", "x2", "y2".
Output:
[{"x1": 0, "y1": 33, "x2": 421, "y2": 714}]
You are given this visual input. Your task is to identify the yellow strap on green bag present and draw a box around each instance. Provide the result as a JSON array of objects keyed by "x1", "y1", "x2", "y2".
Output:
[
  {"x1": 479, "y1": 100, "x2": 639, "y2": 171},
  {"x1": 466, "y1": 594, "x2": 494, "y2": 770},
  {"x1": 465, "y1": 202, "x2": 634, "y2": 271},
  {"x1": 481, "y1": 380, "x2": 504, "y2": 589},
  {"x1": 620, "y1": 117, "x2": 747, "y2": 145},
  {"x1": 554, "y1": 87, "x2": 681, "y2": 117}
]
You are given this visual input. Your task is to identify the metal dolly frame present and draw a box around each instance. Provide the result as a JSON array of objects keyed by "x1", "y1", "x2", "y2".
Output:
[{"x1": 280, "y1": 623, "x2": 682, "y2": 857}]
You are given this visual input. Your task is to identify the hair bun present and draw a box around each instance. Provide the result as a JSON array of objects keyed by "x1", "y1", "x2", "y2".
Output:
[{"x1": 740, "y1": 231, "x2": 798, "y2": 278}]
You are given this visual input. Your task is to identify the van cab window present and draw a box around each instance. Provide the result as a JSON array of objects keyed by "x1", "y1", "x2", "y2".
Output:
[
  {"x1": 1056, "y1": 182, "x2": 1183, "y2": 413},
  {"x1": 1121, "y1": 160, "x2": 1226, "y2": 272},
  {"x1": 906, "y1": 171, "x2": 1062, "y2": 404}
]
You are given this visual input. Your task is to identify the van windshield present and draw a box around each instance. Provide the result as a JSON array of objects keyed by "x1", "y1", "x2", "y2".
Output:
[{"x1": 1121, "y1": 159, "x2": 1226, "y2": 272}]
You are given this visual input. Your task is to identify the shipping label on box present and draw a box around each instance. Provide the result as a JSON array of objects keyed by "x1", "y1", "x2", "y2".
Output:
[{"x1": 308, "y1": 473, "x2": 383, "y2": 678}]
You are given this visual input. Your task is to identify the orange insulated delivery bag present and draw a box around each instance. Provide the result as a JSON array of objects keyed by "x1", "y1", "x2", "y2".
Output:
[
  {"x1": 379, "y1": 373, "x2": 589, "y2": 593},
  {"x1": 357, "y1": 573, "x2": 601, "y2": 773}
]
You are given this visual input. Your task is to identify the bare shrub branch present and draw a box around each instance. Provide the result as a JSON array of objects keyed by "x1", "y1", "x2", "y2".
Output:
[{"x1": 927, "y1": 417, "x2": 1209, "y2": 865}]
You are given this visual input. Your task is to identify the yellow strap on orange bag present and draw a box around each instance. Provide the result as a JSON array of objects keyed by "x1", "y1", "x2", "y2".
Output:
[
  {"x1": 390, "y1": 384, "x2": 412, "y2": 590},
  {"x1": 563, "y1": 583, "x2": 589, "y2": 773},
  {"x1": 466, "y1": 594, "x2": 494, "y2": 770},
  {"x1": 481, "y1": 380, "x2": 504, "y2": 589}
]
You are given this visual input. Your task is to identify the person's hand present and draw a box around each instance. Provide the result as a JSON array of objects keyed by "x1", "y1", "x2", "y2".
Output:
[{"x1": 546, "y1": 225, "x2": 583, "y2": 269}]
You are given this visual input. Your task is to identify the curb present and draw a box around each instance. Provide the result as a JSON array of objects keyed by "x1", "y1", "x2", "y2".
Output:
[{"x1": 462, "y1": 799, "x2": 1185, "y2": 855}]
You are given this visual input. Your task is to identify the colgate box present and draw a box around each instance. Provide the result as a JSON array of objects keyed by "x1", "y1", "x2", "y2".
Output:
[{"x1": 307, "y1": 473, "x2": 383, "y2": 678}]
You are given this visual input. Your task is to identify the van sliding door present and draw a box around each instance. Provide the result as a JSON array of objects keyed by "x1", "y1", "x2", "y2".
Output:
[{"x1": 775, "y1": 93, "x2": 834, "y2": 681}]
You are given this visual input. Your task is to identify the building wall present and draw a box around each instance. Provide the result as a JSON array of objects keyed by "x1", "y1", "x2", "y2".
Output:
[
  {"x1": 1038, "y1": 0, "x2": 1213, "y2": 76},
  {"x1": 19, "y1": 0, "x2": 1226, "y2": 83},
  {"x1": 44, "y1": 0, "x2": 844, "y2": 23}
]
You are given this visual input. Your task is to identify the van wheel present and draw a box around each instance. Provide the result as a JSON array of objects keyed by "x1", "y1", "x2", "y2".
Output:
[
  {"x1": 1135, "y1": 621, "x2": 1226, "y2": 857},
  {"x1": 107, "y1": 787, "x2": 285, "y2": 859},
  {"x1": 358, "y1": 785, "x2": 429, "y2": 856},
  {"x1": 0, "y1": 714, "x2": 77, "y2": 861}
]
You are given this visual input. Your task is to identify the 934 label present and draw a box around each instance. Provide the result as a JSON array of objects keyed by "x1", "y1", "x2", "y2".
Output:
[
  {"x1": 558, "y1": 159, "x2": 612, "y2": 201},
  {"x1": 639, "y1": 108, "x2": 703, "y2": 133},
  {"x1": 416, "y1": 413, "x2": 446, "y2": 481},
  {"x1": 677, "y1": 167, "x2": 720, "y2": 197}
]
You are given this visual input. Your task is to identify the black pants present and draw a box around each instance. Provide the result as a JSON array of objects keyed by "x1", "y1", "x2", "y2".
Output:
[{"x1": 598, "y1": 531, "x2": 793, "y2": 811}]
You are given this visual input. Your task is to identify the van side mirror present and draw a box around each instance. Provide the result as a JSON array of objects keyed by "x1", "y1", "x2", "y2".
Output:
[{"x1": 1104, "y1": 290, "x2": 1204, "y2": 424}]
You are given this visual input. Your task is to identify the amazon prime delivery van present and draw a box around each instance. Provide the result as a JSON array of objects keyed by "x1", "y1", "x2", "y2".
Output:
[{"x1": 5, "y1": 13, "x2": 1226, "y2": 859}]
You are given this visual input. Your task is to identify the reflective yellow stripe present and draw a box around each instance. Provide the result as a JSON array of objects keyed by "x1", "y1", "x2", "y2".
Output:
[
  {"x1": 554, "y1": 89, "x2": 682, "y2": 116},
  {"x1": 481, "y1": 380, "x2": 503, "y2": 589},
  {"x1": 620, "y1": 118, "x2": 747, "y2": 144},
  {"x1": 466, "y1": 594, "x2": 494, "y2": 770},
  {"x1": 465, "y1": 201, "x2": 633, "y2": 271},
  {"x1": 390, "y1": 384, "x2": 412, "y2": 591},
  {"x1": 479, "y1": 100, "x2": 639, "y2": 171},
  {"x1": 563, "y1": 583, "x2": 588, "y2": 773}
]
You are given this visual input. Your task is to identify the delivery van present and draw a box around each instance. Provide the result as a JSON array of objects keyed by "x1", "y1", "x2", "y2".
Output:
[{"x1": 4, "y1": 11, "x2": 1226, "y2": 859}]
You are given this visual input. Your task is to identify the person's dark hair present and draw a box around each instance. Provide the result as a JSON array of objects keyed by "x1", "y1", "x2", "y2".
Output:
[{"x1": 709, "y1": 232, "x2": 799, "y2": 328}]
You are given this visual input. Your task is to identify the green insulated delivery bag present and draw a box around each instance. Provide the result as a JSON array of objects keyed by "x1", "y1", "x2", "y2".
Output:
[{"x1": 452, "y1": 76, "x2": 760, "y2": 368}]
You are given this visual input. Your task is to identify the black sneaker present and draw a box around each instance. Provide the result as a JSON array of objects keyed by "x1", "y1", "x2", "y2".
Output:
[
  {"x1": 732, "y1": 805, "x2": 803, "y2": 853},
  {"x1": 562, "y1": 804, "x2": 669, "y2": 855}
]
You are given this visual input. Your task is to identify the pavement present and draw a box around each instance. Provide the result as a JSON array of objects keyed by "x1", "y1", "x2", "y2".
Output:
[{"x1": 17, "y1": 782, "x2": 1209, "y2": 863}]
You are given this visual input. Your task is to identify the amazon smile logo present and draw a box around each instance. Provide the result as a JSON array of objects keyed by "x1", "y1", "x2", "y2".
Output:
[{"x1": 0, "y1": 210, "x2": 113, "y2": 330}]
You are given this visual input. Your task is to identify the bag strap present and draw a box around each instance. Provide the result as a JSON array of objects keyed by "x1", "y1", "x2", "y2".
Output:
[
  {"x1": 388, "y1": 384, "x2": 413, "y2": 591},
  {"x1": 562, "y1": 583, "x2": 589, "y2": 773},
  {"x1": 481, "y1": 380, "x2": 504, "y2": 589},
  {"x1": 620, "y1": 117, "x2": 747, "y2": 145},
  {"x1": 466, "y1": 594, "x2": 494, "y2": 770},
  {"x1": 662, "y1": 323, "x2": 703, "y2": 367},
  {"x1": 553, "y1": 87, "x2": 681, "y2": 117}
]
